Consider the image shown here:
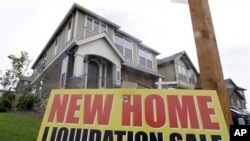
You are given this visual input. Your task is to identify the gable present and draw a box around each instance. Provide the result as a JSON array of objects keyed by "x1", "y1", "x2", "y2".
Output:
[{"x1": 76, "y1": 34, "x2": 123, "y2": 67}]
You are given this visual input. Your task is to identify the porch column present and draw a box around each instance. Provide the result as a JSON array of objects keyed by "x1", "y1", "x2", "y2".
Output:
[
  {"x1": 112, "y1": 65, "x2": 121, "y2": 86},
  {"x1": 73, "y1": 54, "x2": 84, "y2": 77}
]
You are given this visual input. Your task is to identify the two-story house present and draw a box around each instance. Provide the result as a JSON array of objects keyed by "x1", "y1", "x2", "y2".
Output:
[
  {"x1": 31, "y1": 3, "x2": 163, "y2": 97},
  {"x1": 157, "y1": 51, "x2": 199, "y2": 89},
  {"x1": 224, "y1": 78, "x2": 249, "y2": 124}
]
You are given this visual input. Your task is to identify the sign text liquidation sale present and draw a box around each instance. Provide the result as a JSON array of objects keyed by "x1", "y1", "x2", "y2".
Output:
[{"x1": 37, "y1": 89, "x2": 229, "y2": 141}]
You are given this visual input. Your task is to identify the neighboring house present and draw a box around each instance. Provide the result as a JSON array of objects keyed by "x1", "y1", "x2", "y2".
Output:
[
  {"x1": 224, "y1": 78, "x2": 249, "y2": 124},
  {"x1": 157, "y1": 51, "x2": 199, "y2": 89},
  {"x1": 31, "y1": 3, "x2": 163, "y2": 98},
  {"x1": 225, "y1": 78, "x2": 247, "y2": 109},
  {"x1": 16, "y1": 76, "x2": 32, "y2": 95}
]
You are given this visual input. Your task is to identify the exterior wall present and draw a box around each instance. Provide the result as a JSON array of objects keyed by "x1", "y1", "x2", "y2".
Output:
[
  {"x1": 74, "y1": 10, "x2": 85, "y2": 40},
  {"x1": 36, "y1": 52, "x2": 69, "y2": 97},
  {"x1": 152, "y1": 54, "x2": 158, "y2": 72},
  {"x1": 175, "y1": 59, "x2": 196, "y2": 89},
  {"x1": 158, "y1": 62, "x2": 176, "y2": 81}
]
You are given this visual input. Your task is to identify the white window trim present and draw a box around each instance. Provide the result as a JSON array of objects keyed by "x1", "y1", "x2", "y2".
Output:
[
  {"x1": 66, "y1": 21, "x2": 72, "y2": 42},
  {"x1": 60, "y1": 56, "x2": 69, "y2": 88},
  {"x1": 54, "y1": 39, "x2": 58, "y2": 56}
]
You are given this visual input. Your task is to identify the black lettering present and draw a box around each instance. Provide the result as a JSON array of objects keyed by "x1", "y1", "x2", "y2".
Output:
[
  {"x1": 89, "y1": 129, "x2": 101, "y2": 141},
  {"x1": 169, "y1": 133, "x2": 182, "y2": 141},
  {"x1": 57, "y1": 127, "x2": 68, "y2": 141},
  {"x1": 150, "y1": 132, "x2": 163, "y2": 141},
  {"x1": 69, "y1": 128, "x2": 76, "y2": 141},
  {"x1": 103, "y1": 130, "x2": 114, "y2": 141},
  {"x1": 81, "y1": 129, "x2": 88, "y2": 141},
  {"x1": 75, "y1": 129, "x2": 82, "y2": 141},
  {"x1": 200, "y1": 134, "x2": 207, "y2": 141},
  {"x1": 115, "y1": 131, "x2": 126, "y2": 141},
  {"x1": 42, "y1": 127, "x2": 50, "y2": 141},
  {"x1": 211, "y1": 135, "x2": 222, "y2": 141},
  {"x1": 128, "y1": 131, "x2": 133, "y2": 141},
  {"x1": 51, "y1": 127, "x2": 58, "y2": 141},
  {"x1": 186, "y1": 134, "x2": 197, "y2": 141},
  {"x1": 135, "y1": 131, "x2": 148, "y2": 141}
]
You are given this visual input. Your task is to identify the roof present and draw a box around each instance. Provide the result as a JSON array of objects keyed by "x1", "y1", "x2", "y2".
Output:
[
  {"x1": 157, "y1": 51, "x2": 199, "y2": 74},
  {"x1": 225, "y1": 78, "x2": 247, "y2": 90},
  {"x1": 157, "y1": 51, "x2": 183, "y2": 65},
  {"x1": 122, "y1": 63, "x2": 165, "y2": 78}
]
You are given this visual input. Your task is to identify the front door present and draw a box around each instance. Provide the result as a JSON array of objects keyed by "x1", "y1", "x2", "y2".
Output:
[{"x1": 87, "y1": 61, "x2": 99, "y2": 88}]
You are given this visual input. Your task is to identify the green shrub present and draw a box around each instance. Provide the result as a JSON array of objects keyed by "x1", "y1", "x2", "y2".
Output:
[
  {"x1": 2, "y1": 91, "x2": 15, "y2": 101},
  {"x1": 0, "y1": 98, "x2": 12, "y2": 110},
  {"x1": 17, "y1": 94, "x2": 38, "y2": 110},
  {"x1": 0, "y1": 105, "x2": 7, "y2": 112}
]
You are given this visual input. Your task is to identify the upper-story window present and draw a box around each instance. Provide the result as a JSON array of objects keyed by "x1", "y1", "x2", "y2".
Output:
[
  {"x1": 54, "y1": 39, "x2": 58, "y2": 56},
  {"x1": 114, "y1": 34, "x2": 133, "y2": 60},
  {"x1": 139, "y1": 48, "x2": 152, "y2": 69},
  {"x1": 86, "y1": 17, "x2": 107, "y2": 33},
  {"x1": 178, "y1": 65, "x2": 187, "y2": 81},
  {"x1": 66, "y1": 21, "x2": 72, "y2": 42},
  {"x1": 188, "y1": 71, "x2": 195, "y2": 83}
]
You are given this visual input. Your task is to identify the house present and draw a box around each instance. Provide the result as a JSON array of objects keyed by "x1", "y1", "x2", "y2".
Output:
[
  {"x1": 31, "y1": 3, "x2": 164, "y2": 98},
  {"x1": 157, "y1": 51, "x2": 199, "y2": 89},
  {"x1": 16, "y1": 76, "x2": 32, "y2": 95},
  {"x1": 225, "y1": 78, "x2": 247, "y2": 109},
  {"x1": 224, "y1": 78, "x2": 249, "y2": 124}
]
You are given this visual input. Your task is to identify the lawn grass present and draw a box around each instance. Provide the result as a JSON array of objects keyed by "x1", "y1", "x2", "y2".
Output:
[{"x1": 0, "y1": 112, "x2": 42, "y2": 141}]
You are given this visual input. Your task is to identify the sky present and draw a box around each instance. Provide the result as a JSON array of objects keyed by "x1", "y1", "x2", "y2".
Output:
[{"x1": 1, "y1": 0, "x2": 250, "y2": 109}]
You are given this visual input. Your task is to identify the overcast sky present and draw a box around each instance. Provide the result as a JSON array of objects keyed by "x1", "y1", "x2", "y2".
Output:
[{"x1": 1, "y1": 0, "x2": 250, "y2": 109}]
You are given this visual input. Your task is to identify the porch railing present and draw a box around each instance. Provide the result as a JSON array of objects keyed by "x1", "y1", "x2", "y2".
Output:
[{"x1": 66, "y1": 74, "x2": 121, "y2": 88}]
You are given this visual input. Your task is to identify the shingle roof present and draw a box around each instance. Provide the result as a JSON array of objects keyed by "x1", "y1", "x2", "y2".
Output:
[
  {"x1": 157, "y1": 51, "x2": 199, "y2": 74},
  {"x1": 157, "y1": 51, "x2": 184, "y2": 65}
]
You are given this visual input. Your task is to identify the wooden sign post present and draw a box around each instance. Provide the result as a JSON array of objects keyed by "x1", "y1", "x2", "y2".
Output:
[{"x1": 187, "y1": 0, "x2": 233, "y2": 130}]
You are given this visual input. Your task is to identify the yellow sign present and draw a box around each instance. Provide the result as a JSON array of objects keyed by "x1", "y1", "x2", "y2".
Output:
[{"x1": 37, "y1": 89, "x2": 229, "y2": 141}]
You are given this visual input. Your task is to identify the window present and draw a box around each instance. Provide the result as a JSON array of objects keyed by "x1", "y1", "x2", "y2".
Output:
[
  {"x1": 87, "y1": 18, "x2": 93, "y2": 30},
  {"x1": 54, "y1": 39, "x2": 57, "y2": 56},
  {"x1": 101, "y1": 24, "x2": 106, "y2": 33},
  {"x1": 139, "y1": 48, "x2": 152, "y2": 69},
  {"x1": 114, "y1": 34, "x2": 133, "y2": 60},
  {"x1": 85, "y1": 17, "x2": 106, "y2": 33},
  {"x1": 66, "y1": 21, "x2": 72, "y2": 42},
  {"x1": 114, "y1": 34, "x2": 123, "y2": 53},
  {"x1": 60, "y1": 56, "x2": 68, "y2": 88},
  {"x1": 188, "y1": 71, "x2": 195, "y2": 83},
  {"x1": 178, "y1": 65, "x2": 187, "y2": 81},
  {"x1": 94, "y1": 21, "x2": 99, "y2": 32}
]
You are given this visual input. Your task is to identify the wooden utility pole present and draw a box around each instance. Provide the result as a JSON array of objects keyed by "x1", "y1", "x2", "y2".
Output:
[{"x1": 187, "y1": 0, "x2": 233, "y2": 130}]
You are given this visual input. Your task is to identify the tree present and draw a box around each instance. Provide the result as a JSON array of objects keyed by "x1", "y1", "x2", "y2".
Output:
[
  {"x1": 0, "y1": 51, "x2": 32, "y2": 92},
  {"x1": 0, "y1": 51, "x2": 33, "y2": 110}
]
